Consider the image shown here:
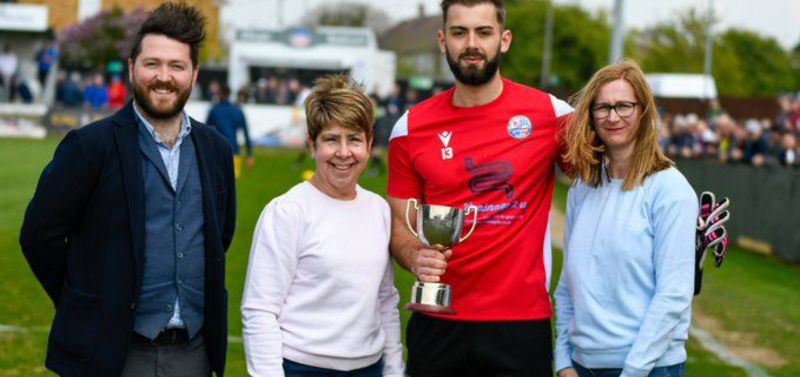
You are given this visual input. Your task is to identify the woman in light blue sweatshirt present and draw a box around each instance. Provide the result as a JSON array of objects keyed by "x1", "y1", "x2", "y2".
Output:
[{"x1": 555, "y1": 60, "x2": 698, "y2": 377}]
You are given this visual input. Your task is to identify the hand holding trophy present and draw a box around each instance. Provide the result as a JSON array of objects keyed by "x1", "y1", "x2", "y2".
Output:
[{"x1": 404, "y1": 198, "x2": 478, "y2": 314}]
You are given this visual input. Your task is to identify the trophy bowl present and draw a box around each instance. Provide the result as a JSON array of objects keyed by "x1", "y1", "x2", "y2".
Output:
[{"x1": 404, "y1": 198, "x2": 478, "y2": 314}]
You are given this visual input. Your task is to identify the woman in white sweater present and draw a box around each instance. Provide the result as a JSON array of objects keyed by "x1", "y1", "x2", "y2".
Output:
[{"x1": 242, "y1": 75, "x2": 404, "y2": 377}]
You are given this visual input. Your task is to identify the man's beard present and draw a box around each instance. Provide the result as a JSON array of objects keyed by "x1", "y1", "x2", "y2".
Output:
[
  {"x1": 132, "y1": 79, "x2": 192, "y2": 120},
  {"x1": 446, "y1": 45, "x2": 502, "y2": 86}
]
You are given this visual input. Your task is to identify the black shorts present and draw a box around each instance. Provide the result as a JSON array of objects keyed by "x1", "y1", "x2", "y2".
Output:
[{"x1": 406, "y1": 313, "x2": 553, "y2": 377}]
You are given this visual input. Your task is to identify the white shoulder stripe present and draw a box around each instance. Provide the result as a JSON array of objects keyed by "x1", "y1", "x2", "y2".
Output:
[
  {"x1": 549, "y1": 94, "x2": 574, "y2": 118},
  {"x1": 389, "y1": 110, "x2": 410, "y2": 140},
  {"x1": 543, "y1": 215, "x2": 553, "y2": 293}
]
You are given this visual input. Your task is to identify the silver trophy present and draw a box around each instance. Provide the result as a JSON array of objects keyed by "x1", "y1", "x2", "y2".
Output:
[{"x1": 404, "y1": 198, "x2": 478, "y2": 314}]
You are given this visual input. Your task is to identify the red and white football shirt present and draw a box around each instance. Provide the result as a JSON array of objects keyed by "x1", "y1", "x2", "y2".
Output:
[{"x1": 388, "y1": 78, "x2": 573, "y2": 321}]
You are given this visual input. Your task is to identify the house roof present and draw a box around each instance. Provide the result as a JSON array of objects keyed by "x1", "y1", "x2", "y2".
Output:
[{"x1": 379, "y1": 15, "x2": 441, "y2": 54}]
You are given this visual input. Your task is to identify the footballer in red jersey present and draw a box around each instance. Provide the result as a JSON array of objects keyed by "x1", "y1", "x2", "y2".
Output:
[
  {"x1": 388, "y1": 77, "x2": 572, "y2": 321},
  {"x1": 386, "y1": 1, "x2": 573, "y2": 376}
]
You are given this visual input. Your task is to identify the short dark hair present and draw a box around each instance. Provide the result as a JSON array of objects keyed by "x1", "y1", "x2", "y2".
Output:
[
  {"x1": 219, "y1": 83, "x2": 231, "y2": 99},
  {"x1": 440, "y1": 0, "x2": 506, "y2": 27},
  {"x1": 129, "y1": 1, "x2": 206, "y2": 67}
]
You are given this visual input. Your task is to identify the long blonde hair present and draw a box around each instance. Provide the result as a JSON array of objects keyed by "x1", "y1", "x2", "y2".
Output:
[{"x1": 562, "y1": 59, "x2": 672, "y2": 191}]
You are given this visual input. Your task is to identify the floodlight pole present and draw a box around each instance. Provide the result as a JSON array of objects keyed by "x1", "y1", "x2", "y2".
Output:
[
  {"x1": 609, "y1": 0, "x2": 625, "y2": 64},
  {"x1": 704, "y1": 0, "x2": 714, "y2": 78},
  {"x1": 277, "y1": 0, "x2": 284, "y2": 28},
  {"x1": 540, "y1": 4, "x2": 555, "y2": 89}
]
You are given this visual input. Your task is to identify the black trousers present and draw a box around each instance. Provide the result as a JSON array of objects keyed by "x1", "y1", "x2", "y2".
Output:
[{"x1": 406, "y1": 313, "x2": 553, "y2": 377}]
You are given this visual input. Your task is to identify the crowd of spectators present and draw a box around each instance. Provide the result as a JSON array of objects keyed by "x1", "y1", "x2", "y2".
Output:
[
  {"x1": 659, "y1": 96, "x2": 800, "y2": 169},
  {"x1": 54, "y1": 71, "x2": 127, "y2": 110},
  {"x1": 232, "y1": 76, "x2": 311, "y2": 107},
  {"x1": 45, "y1": 66, "x2": 800, "y2": 172}
]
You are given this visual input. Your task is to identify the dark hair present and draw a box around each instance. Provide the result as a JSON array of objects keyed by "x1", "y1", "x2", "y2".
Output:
[
  {"x1": 219, "y1": 83, "x2": 231, "y2": 99},
  {"x1": 440, "y1": 0, "x2": 505, "y2": 26},
  {"x1": 129, "y1": 1, "x2": 206, "y2": 67}
]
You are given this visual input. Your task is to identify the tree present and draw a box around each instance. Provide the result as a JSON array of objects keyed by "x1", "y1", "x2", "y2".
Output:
[
  {"x1": 714, "y1": 29, "x2": 795, "y2": 96},
  {"x1": 58, "y1": 7, "x2": 148, "y2": 69},
  {"x1": 301, "y1": 2, "x2": 392, "y2": 35},
  {"x1": 629, "y1": 8, "x2": 797, "y2": 97},
  {"x1": 791, "y1": 40, "x2": 800, "y2": 94},
  {"x1": 503, "y1": 1, "x2": 610, "y2": 92}
]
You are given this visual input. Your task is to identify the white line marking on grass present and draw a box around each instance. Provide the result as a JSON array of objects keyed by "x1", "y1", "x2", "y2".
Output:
[
  {"x1": 0, "y1": 324, "x2": 28, "y2": 333},
  {"x1": 690, "y1": 325, "x2": 772, "y2": 377}
]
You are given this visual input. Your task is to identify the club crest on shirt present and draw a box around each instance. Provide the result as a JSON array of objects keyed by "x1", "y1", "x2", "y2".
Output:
[{"x1": 507, "y1": 115, "x2": 532, "y2": 139}]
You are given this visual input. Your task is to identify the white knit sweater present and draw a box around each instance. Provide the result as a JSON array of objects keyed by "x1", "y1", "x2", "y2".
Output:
[{"x1": 242, "y1": 182, "x2": 404, "y2": 377}]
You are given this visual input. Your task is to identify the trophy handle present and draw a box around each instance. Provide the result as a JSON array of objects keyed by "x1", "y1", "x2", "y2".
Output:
[
  {"x1": 405, "y1": 198, "x2": 419, "y2": 238},
  {"x1": 459, "y1": 205, "x2": 479, "y2": 242}
]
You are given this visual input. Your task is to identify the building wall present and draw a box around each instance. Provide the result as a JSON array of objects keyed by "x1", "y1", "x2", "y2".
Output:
[
  {"x1": 19, "y1": 0, "x2": 223, "y2": 64},
  {"x1": 19, "y1": 0, "x2": 79, "y2": 31}
]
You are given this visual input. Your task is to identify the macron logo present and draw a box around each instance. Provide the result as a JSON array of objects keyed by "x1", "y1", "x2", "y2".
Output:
[{"x1": 438, "y1": 131, "x2": 452, "y2": 147}]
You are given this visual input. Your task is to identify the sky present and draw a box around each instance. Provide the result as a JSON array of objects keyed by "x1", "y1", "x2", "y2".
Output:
[{"x1": 221, "y1": 0, "x2": 800, "y2": 49}]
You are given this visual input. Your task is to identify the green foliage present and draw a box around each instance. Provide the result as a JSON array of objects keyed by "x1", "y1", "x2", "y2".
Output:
[
  {"x1": 503, "y1": 1, "x2": 610, "y2": 91},
  {"x1": 629, "y1": 8, "x2": 797, "y2": 97},
  {"x1": 715, "y1": 29, "x2": 795, "y2": 97},
  {"x1": 628, "y1": 8, "x2": 709, "y2": 73},
  {"x1": 57, "y1": 6, "x2": 148, "y2": 69}
]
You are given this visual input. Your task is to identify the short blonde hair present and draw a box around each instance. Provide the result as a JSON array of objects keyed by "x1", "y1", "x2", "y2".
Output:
[
  {"x1": 305, "y1": 75, "x2": 374, "y2": 142},
  {"x1": 562, "y1": 59, "x2": 672, "y2": 191}
]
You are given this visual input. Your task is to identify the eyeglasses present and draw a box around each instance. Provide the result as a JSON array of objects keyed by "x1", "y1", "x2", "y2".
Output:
[{"x1": 591, "y1": 101, "x2": 638, "y2": 119}]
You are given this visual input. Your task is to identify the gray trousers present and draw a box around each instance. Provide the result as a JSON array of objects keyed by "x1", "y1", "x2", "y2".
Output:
[{"x1": 120, "y1": 334, "x2": 212, "y2": 377}]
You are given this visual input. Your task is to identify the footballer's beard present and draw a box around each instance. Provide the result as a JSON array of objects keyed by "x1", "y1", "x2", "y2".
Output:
[{"x1": 445, "y1": 45, "x2": 502, "y2": 86}]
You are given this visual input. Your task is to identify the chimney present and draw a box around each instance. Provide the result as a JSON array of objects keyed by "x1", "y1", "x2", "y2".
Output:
[{"x1": 418, "y1": 3, "x2": 425, "y2": 18}]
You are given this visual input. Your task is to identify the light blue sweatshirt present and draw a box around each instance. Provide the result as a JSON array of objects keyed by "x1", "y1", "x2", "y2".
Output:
[{"x1": 554, "y1": 166, "x2": 698, "y2": 377}]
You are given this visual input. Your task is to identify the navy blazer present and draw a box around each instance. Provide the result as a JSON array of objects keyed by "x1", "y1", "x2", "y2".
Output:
[{"x1": 20, "y1": 101, "x2": 236, "y2": 377}]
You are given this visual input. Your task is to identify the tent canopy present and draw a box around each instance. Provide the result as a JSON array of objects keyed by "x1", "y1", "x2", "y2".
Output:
[{"x1": 646, "y1": 73, "x2": 718, "y2": 100}]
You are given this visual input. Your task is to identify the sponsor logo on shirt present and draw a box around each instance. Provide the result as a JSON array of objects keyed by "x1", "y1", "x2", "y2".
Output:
[
  {"x1": 465, "y1": 157, "x2": 514, "y2": 199},
  {"x1": 438, "y1": 131, "x2": 454, "y2": 160},
  {"x1": 507, "y1": 115, "x2": 533, "y2": 139}
]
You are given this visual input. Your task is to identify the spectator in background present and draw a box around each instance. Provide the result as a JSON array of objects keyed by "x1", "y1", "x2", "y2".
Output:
[
  {"x1": 657, "y1": 112, "x2": 672, "y2": 152},
  {"x1": 385, "y1": 83, "x2": 403, "y2": 116},
  {"x1": 292, "y1": 81, "x2": 311, "y2": 108},
  {"x1": 35, "y1": 41, "x2": 58, "y2": 86},
  {"x1": 207, "y1": 83, "x2": 253, "y2": 179},
  {"x1": 274, "y1": 79, "x2": 292, "y2": 105},
  {"x1": 697, "y1": 119, "x2": 718, "y2": 157},
  {"x1": 60, "y1": 72, "x2": 83, "y2": 107},
  {"x1": 83, "y1": 72, "x2": 109, "y2": 109},
  {"x1": 717, "y1": 114, "x2": 738, "y2": 163},
  {"x1": 776, "y1": 132, "x2": 798, "y2": 168},
  {"x1": 254, "y1": 77, "x2": 272, "y2": 103},
  {"x1": 0, "y1": 45, "x2": 18, "y2": 101},
  {"x1": 775, "y1": 95, "x2": 793, "y2": 132},
  {"x1": 402, "y1": 87, "x2": 418, "y2": 112},
  {"x1": 206, "y1": 79, "x2": 220, "y2": 103},
  {"x1": 669, "y1": 114, "x2": 694, "y2": 158},
  {"x1": 787, "y1": 96, "x2": 800, "y2": 133},
  {"x1": 16, "y1": 76, "x2": 34, "y2": 103},
  {"x1": 107, "y1": 75, "x2": 127, "y2": 109},
  {"x1": 236, "y1": 84, "x2": 250, "y2": 104},
  {"x1": 742, "y1": 119, "x2": 770, "y2": 167}
]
